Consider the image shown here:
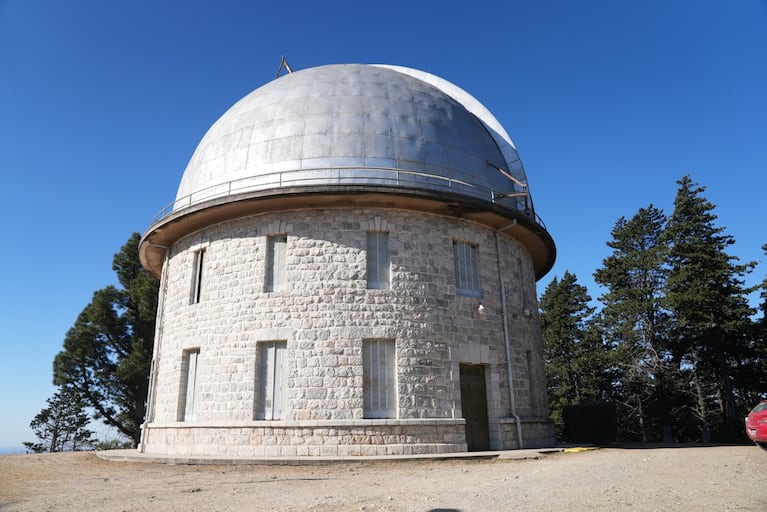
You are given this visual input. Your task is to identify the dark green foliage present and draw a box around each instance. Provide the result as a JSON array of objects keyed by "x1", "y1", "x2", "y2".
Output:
[
  {"x1": 664, "y1": 176, "x2": 756, "y2": 442},
  {"x1": 53, "y1": 233, "x2": 158, "y2": 447},
  {"x1": 543, "y1": 176, "x2": 764, "y2": 445},
  {"x1": 760, "y1": 244, "x2": 767, "y2": 323},
  {"x1": 92, "y1": 438, "x2": 135, "y2": 450},
  {"x1": 740, "y1": 244, "x2": 767, "y2": 408},
  {"x1": 24, "y1": 387, "x2": 94, "y2": 453},
  {"x1": 540, "y1": 271, "x2": 612, "y2": 438},
  {"x1": 594, "y1": 205, "x2": 681, "y2": 442}
]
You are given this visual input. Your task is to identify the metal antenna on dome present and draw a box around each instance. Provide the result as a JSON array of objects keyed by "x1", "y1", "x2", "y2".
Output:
[{"x1": 276, "y1": 55, "x2": 293, "y2": 78}]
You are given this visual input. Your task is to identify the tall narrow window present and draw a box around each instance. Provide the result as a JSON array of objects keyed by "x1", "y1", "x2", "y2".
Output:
[
  {"x1": 516, "y1": 256, "x2": 524, "y2": 306},
  {"x1": 265, "y1": 235, "x2": 287, "y2": 292},
  {"x1": 363, "y1": 339, "x2": 396, "y2": 419},
  {"x1": 453, "y1": 241, "x2": 482, "y2": 297},
  {"x1": 367, "y1": 231, "x2": 390, "y2": 289},
  {"x1": 179, "y1": 348, "x2": 200, "y2": 421},
  {"x1": 190, "y1": 249, "x2": 205, "y2": 304},
  {"x1": 526, "y1": 350, "x2": 540, "y2": 417},
  {"x1": 256, "y1": 341, "x2": 287, "y2": 420}
]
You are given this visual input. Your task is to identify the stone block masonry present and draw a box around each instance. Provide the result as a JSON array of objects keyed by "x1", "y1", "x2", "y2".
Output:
[{"x1": 140, "y1": 207, "x2": 553, "y2": 456}]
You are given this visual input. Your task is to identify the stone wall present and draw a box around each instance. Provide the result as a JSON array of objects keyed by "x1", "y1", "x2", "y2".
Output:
[
  {"x1": 141, "y1": 419, "x2": 466, "y2": 457},
  {"x1": 141, "y1": 207, "x2": 553, "y2": 455}
]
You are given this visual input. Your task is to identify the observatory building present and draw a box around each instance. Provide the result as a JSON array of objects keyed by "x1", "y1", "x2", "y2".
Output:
[{"x1": 138, "y1": 63, "x2": 556, "y2": 456}]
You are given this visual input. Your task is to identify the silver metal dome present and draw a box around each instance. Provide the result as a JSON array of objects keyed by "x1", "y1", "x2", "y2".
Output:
[
  {"x1": 170, "y1": 64, "x2": 531, "y2": 216},
  {"x1": 140, "y1": 64, "x2": 555, "y2": 280}
]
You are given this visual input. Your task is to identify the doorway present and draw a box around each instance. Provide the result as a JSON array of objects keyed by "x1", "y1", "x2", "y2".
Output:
[{"x1": 460, "y1": 364, "x2": 490, "y2": 451}]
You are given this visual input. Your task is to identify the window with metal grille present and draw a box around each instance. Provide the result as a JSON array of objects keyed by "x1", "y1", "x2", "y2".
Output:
[
  {"x1": 367, "y1": 231, "x2": 390, "y2": 289},
  {"x1": 363, "y1": 339, "x2": 396, "y2": 419},
  {"x1": 178, "y1": 348, "x2": 200, "y2": 421},
  {"x1": 255, "y1": 341, "x2": 287, "y2": 420},
  {"x1": 190, "y1": 249, "x2": 205, "y2": 304},
  {"x1": 453, "y1": 241, "x2": 482, "y2": 297},
  {"x1": 265, "y1": 234, "x2": 287, "y2": 292}
]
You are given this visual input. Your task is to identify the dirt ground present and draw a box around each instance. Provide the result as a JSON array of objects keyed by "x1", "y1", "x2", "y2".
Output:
[{"x1": 1, "y1": 445, "x2": 765, "y2": 512}]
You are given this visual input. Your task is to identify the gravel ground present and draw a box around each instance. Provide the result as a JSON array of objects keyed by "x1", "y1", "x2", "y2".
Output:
[{"x1": 1, "y1": 445, "x2": 765, "y2": 511}]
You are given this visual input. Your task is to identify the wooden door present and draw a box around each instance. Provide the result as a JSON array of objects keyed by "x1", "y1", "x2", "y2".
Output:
[{"x1": 460, "y1": 364, "x2": 490, "y2": 451}]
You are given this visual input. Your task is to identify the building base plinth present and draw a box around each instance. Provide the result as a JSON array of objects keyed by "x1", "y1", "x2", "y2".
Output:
[{"x1": 139, "y1": 419, "x2": 468, "y2": 457}]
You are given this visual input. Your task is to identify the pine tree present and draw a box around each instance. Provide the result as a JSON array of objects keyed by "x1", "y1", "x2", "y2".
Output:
[
  {"x1": 758, "y1": 244, "x2": 767, "y2": 330},
  {"x1": 53, "y1": 233, "x2": 159, "y2": 447},
  {"x1": 736, "y1": 243, "x2": 767, "y2": 411},
  {"x1": 664, "y1": 176, "x2": 756, "y2": 442},
  {"x1": 540, "y1": 271, "x2": 610, "y2": 437},
  {"x1": 24, "y1": 387, "x2": 94, "y2": 453},
  {"x1": 593, "y1": 204, "x2": 679, "y2": 442}
]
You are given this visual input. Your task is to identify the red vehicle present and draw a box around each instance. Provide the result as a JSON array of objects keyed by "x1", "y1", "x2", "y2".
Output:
[{"x1": 745, "y1": 400, "x2": 767, "y2": 450}]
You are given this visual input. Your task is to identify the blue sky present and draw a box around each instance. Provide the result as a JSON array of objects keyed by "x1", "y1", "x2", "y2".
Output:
[{"x1": 1, "y1": 1, "x2": 765, "y2": 450}]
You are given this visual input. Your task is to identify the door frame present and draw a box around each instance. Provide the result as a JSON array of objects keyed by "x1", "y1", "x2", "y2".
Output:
[{"x1": 459, "y1": 363, "x2": 490, "y2": 451}]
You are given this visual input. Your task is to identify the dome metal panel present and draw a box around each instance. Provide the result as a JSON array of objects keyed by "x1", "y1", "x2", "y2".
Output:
[
  {"x1": 175, "y1": 64, "x2": 527, "y2": 211},
  {"x1": 140, "y1": 63, "x2": 556, "y2": 283}
]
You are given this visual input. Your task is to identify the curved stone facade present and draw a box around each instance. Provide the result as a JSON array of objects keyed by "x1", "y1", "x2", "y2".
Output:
[
  {"x1": 139, "y1": 63, "x2": 556, "y2": 456},
  {"x1": 140, "y1": 208, "x2": 553, "y2": 456}
]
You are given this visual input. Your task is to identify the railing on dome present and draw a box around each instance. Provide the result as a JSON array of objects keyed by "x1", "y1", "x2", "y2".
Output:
[{"x1": 148, "y1": 166, "x2": 547, "y2": 230}]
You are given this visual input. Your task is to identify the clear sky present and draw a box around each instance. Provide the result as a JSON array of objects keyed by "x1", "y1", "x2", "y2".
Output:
[{"x1": 1, "y1": 1, "x2": 765, "y2": 451}]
